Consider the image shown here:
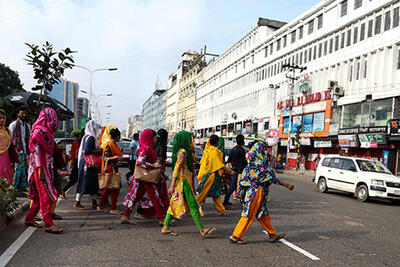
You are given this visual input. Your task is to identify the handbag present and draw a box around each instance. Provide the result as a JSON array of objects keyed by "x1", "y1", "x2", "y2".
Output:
[
  {"x1": 134, "y1": 163, "x2": 163, "y2": 184},
  {"x1": 84, "y1": 153, "x2": 102, "y2": 168},
  {"x1": 98, "y1": 160, "x2": 121, "y2": 190}
]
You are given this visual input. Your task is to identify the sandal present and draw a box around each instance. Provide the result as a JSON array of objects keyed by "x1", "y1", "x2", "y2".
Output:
[
  {"x1": 134, "y1": 212, "x2": 146, "y2": 220},
  {"x1": 97, "y1": 206, "x2": 109, "y2": 212},
  {"x1": 229, "y1": 235, "x2": 247, "y2": 245},
  {"x1": 51, "y1": 213, "x2": 63, "y2": 220},
  {"x1": 217, "y1": 212, "x2": 229, "y2": 217},
  {"x1": 161, "y1": 230, "x2": 179, "y2": 236},
  {"x1": 73, "y1": 202, "x2": 88, "y2": 210},
  {"x1": 25, "y1": 221, "x2": 42, "y2": 228},
  {"x1": 45, "y1": 225, "x2": 63, "y2": 234},
  {"x1": 269, "y1": 233, "x2": 285, "y2": 242},
  {"x1": 200, "y1": 227, "x2": 216, "y2": 238},
  {"x1": 120, "y1": 219, "x2": 136, "y2": 225},
  {"x1": 224, "y1": 205, "x2": 234, "y2": 210},
  {"x1": 110, "y1": 210, "x2": 123, "y2": 215}
]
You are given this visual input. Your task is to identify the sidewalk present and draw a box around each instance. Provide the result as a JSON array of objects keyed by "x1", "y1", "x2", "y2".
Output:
[{"x1": 0, "y1": 197, "x2": 30, "y2": 231}]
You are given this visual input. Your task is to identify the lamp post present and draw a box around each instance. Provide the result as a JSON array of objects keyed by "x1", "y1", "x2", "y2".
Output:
[
  {"x1": 75, "y1": 65, "x2": 117, "y2": 121},
  {"x1": 81, "y1": 90, "x2": 112, "y2": 121}
]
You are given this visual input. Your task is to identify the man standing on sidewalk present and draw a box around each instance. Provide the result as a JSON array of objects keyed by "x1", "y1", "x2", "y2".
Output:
[
  {"x1": 223, "y1": 134, "x2": 247, "y2": 210},
  {"x1": 9, "y1": 107, "x2": 31, "y2": 192},
  {"x1": 125, "y1": 133, "x2": 139, "y2": 184}
]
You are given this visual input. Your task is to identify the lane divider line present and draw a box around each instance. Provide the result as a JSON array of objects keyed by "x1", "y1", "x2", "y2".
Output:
[
  {"x1": 0, "y1": 194, "x2": 64, "y2": 267},
  {"x1": 0, "y1": 227, "x2": 36, "y2": 267},
  {"x1": 263, "y1": 231, "x2": 320, "y2": 261}
]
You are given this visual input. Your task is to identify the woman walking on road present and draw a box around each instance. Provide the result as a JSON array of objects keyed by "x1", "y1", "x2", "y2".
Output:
[
  {"x1": 25, "y1": 108, "x2": 63, "y2": 234},
  {"x1": 161, "y1": 131, "x2": 215, "y2": 237},
  {"x1": 0, "y1": 109, "x2": 19, "y2": 186},
  {"x1": 74, "y1": 120, "x2": 102, "y2": 210},
  {"x1": 196, "y1": 135, "x2": 235, "y2": 216},
  {"x1": 121, "y1": 129, "x2": 165, "y2": 225},
  {"x1": 97, "y1": 127, "x2": 123, "y2": 214},
  {"x1": 230, "y1": 142, "x2": 294, "y2": 244}
]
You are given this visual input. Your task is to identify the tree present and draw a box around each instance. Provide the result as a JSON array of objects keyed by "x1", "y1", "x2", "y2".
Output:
[
  {"x1": 0, "y1": 63, "x2": 24, "y2": 98},
  {"x1": 25, "y1": 41, "x2": 76, "y2": 103}
]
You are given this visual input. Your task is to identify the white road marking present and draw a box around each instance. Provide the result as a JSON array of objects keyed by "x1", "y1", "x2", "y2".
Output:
[
  {"x1": 263, "y1": 231, "x2": 320, "y2": 261},
  {"x1": 0, "y1": 193, "x2": 65, "y2": 266},
  {"x1": 0, "y1": 227, "x2": 36, "y2": 267}
]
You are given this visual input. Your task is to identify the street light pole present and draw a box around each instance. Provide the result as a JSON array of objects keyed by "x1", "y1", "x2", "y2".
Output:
[{"x1": 75, "y1": 65, "x2": 117, "y2": 121}]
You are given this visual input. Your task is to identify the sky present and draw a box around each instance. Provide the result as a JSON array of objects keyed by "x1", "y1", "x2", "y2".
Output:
[{"x1": 0, "y1": 0, "x2": 320, "y2": 131}]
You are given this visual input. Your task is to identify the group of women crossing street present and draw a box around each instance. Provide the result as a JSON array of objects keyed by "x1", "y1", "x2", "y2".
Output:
[{"x1": 1, "y1": 106, "x2": 295, "y2": 243}]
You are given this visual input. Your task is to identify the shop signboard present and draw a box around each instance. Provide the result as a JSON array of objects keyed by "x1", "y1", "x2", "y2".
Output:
[
  {"x1": 280, "y1": 139, "x2": 288, "y2": 146},
  {"x1": 269, "y1": 117, "x2": 279, "y2": 129},
  {"x1": 267, "y1": 137, "x2": 278, "y2": 146},
  {"x1": 292, "y1": 116, "x2": 302, "y2": 132},
  {"x1": 312, "y1": 112, "x2": 325, "y2": 132},
  {"x1": 314, "y1": 140, "x2": 332, "y2": 148},
  {"x1": 329, "y1": 124, "x2": 339, "y2": 136},
  {"x1": 382, "y1": 151, "x2": 389, "y2": 167},
  {"x1": 283, "y1": 117, "x2": 290, "y2": 133},
  {"x1": 358, "y1": 133, "x2": 386, "y2": 146},
  {"x1": 338, "y1": 135, "x2": 358, "y2": 147},
  {"x1": 338, "y1": 126, "x2": 387, "y2": 135},
  {"x1": 300, "y1": 137, "x2": 311, "y2": 146},
  {"x1": 302, "y1": 114, "x2": 313, "y2": 132},
  {"x1": 390, "y1": 119, "x2": 400, "y2": 136},
  {"x1": 80, "y1": 117, "x2": 89, "y2": 129}
]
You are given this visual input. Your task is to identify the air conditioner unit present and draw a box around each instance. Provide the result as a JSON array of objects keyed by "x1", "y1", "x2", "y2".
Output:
[
  {"x1": 328, "y1": 80, "x2": 338, "y2": 89},
  {"x1": 333, "y1": 86, "x2": 344, "y2": 97}
]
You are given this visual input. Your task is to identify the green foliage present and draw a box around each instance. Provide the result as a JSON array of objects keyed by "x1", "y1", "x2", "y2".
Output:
[
  {"x1": 0, "y1": 178, "x2": 20, "y2": 213},
  {"x1": 54, "y1": 130, "x2": 66, "y2": 138},
  {"x1": 25, "y1": 41, "x2": 76, "y2": 92},
  {"x1": 0, "y1": 63, "x2": 24, "y2": 98},
  {"x1": 69, "y1": 129, "x2": 81, "y2": 138}
]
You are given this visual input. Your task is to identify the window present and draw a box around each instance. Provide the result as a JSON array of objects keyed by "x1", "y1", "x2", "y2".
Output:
[
  {"x1": 313, "y1": 46, "x2": 317, "y2": 60},
  {"x1": 264, "y1": 47, "x2": 268, "y2": 57},
  {"x1": 394, "y1": 7, "x2": 399, "y2": 28},
  {"x1": 341, "y1": 32, "x2": 345, "y2": 48},
  {"x1": 243, "y1": 60, "x2": 245, "y2": 69},
  {"x1": 277, "y1": 39, "x2": 281, "y2": 51},
  {"x1": 356, "y1": 61, "x2": 360, "y2": 80},
  {"x1": 291, "y1": 31, "x2": 296, "y2": 43},
  {"x1": 329, "y1": 158, "x2": 341, "y2": 169},
  {"x1": 309, "y1": 48, "x2": 312, "y2": 61},
  {"x1": 318, "y1": 43, "x2": 322, "y2": 58},
  {"x1": 324, "y1": 40, "x2": 328, "y2": 55},
  {"x1": 364, "y1": 60, "x2": 367, "y2": 78},
  {"x1": 349, "y1": 64, "x2": 353, "y2": 82},
  {"x1": 335, "y1": 36, "x2": 339, "y2": 51},
  {"x1": 283, "y1": 35, "x2": 287, "y2": 47},
  {"x1": 384, "y1": 11, "x2": 391, "y2": 31},
  {"x1": 353, "y1": 26, "x2": 358, "y2": 44},
  {"x1": 308, "y1": 20, "x2": 314, "y2": 34},
  {"x1": 354, "y1": 0, "x2": 362, "y2": 10},
  {"x1": 341, "y1": 0, "x2": 348, "y2": 17},
  {"x1": 300, "y1": 52, "x2": 303, "y2": 64},
  {"x1": 398, "y1": 49, "x2": 400, "y2": 69},
  {"x1": 342, "y1": 159, "x2": 356, "y2": 171},
  {"x1": 368, "y1": 19, "x2": 373, "y2": 37},
  {"x1": 375, "y1": 15, "x2": 382, "y2": 34},
  {"x1": 321, "y1": 158, "x2": 331, "y2": 167},
  {"x1": 299, "y1": 26, "x2": 304, "y2": 39},
  {"x1": 251, "y1": 54, "x2": 254, "y2": 64},
  {"x1": 270, "y1": 44, "x2": 273, "y2": 54},
  {"x1": 304, "y1": 50, "x2": 308, "y2": 63},
  {"x1": 360, "y1": 23, "x2": 365, "y2": 41},
  {"x1": 317, "y1": 14, "x2": 323, "y2": 29},
  {"x1": 347, "y1": 29, "x2": 351, "y2": 46},
  {"x1": 295, "y1": 53, "x2": 299, "y2": 64},
  {"x1": 329, "y1": 38, "x2": 333, "y2": 53}
]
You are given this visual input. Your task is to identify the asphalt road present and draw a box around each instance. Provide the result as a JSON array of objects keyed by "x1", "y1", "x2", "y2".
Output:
[{"x1": 1, "y1": 168, "x2": 399, "y2": 267}]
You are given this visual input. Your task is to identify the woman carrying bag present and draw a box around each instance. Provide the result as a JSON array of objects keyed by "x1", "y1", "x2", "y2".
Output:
[
  {"x1": 97, "y1": 128, "x2": 123, "y2": 214},
  {"x1": 121, "y1": 128, "x2": 165, "y2": 225}
]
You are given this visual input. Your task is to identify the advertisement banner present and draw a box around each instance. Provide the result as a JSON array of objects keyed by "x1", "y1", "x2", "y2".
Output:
[
  {"x1": 283, "y1": 118, "x2": 290, "y2": 134},
  {"x1": 338, "y1": 135, "x2": 358, "y2": 147},
  {"x1": 280, "y1": 139, "x2": 288, "y2": 146},
  {"x1": 313, "y1": 112, "x2": 325, "y2": 132},
  {"x1": 382, "y1": 151, "x2": 389, "y2": 167},
  {"x1": 292, "y1": 116, "x2": 302, "y2": 132},
  {"x1": 302, "y1": 114, "x2": 313, "y2": 133},
  {"x1": 358, "y1": 133, "x2": 386, "y2": 145},
  {"x1": 329, "y1": 124, "x2": 339, "y2": 136},
  {"x1": 300, "y1": 137, "x2": 311, "y2": 146},
  {"x1": 314, "y1": 140, "x2": 332, "y2": 148}
]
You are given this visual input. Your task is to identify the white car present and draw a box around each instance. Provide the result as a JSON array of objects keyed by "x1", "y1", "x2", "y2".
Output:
[
  {"x1": 166, "y1": 145, "x2": 173, "y2": 166},
  {"x1": 314, "y1": 155, "x2": 400, "y2": 202}
]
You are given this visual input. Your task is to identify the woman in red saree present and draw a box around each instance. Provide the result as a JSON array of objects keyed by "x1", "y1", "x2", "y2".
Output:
[
  {"x1": 25, "y1": 108, "x2": 63, "y2": 234},
  {"x1": 121, "y1": 128, "x2": 165, "y2": 225}
]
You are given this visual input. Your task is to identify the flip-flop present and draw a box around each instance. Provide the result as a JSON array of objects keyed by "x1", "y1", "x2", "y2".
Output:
[
  {"x1": 269, "y1": 233, "x2": 286, "y2": 242},
  {"x1": 161, "y1": 230, "x2": 179, "y2": 236},
  {"x1": 120, "y1": 220, "x2": 136, "y2": 225},
  {"x1": 45, "y1": 226, "x2": 63, "y2": 234},
  {"x1": 201, "y1": 228, "x2": 216, "y2": 238},
  {"x1": 25, "y1": 221, "x2": 42, "y2": 228},
  {"x1": 217, "y1": 213, "x2": 229, "y2": 217},
  {"x1": 229, "y1": 235, "x2": 247, "y2": 245}
]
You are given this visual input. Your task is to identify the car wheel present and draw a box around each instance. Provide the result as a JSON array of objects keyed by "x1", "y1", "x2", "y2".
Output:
[
  {"x1": 356, "y1": 184, "x2": 369, "y2": 202},
  {"x1": 318, "y1": 178, "x2": 328, "y2": 193}
]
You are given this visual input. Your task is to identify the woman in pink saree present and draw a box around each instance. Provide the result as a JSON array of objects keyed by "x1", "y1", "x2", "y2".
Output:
[
  {"x1": 25, "y1": 108, "x2": 63, "y2": 234},
  {"x1": 0, "y1": 109, "x2": 14, "y2": 185}
]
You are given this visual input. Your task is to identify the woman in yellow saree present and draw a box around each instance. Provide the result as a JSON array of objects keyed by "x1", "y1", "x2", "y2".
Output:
[{"x1": 196, "y1": 135, "x2": 235, "y2": 216}]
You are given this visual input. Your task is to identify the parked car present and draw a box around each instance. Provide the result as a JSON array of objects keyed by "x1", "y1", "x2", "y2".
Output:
[
  {"x1": 194, "y1": 146, "x2": 204, "y2": 169},
  {"x1": 166, "y1": 145, "x2": 173, "y2": 166},
  {"x1": 117, "y1": 141, "x2": 131, "y2": 167},
  {"x1": 314, "y1": 155, "x2": 400, "y2": 202}
]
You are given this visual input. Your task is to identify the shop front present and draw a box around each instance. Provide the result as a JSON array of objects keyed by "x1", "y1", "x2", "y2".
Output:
[{"x1": 389, "y1": 119, "x2": 400, "y2": 176}]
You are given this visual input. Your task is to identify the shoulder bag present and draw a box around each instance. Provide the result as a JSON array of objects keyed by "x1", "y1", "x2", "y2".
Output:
[
  {"x1": 98, "y1": 159, "x2": 121, "y2": 190},
  {"x1": 134, "y1": 163, "x2": 163, "y2": 184}
]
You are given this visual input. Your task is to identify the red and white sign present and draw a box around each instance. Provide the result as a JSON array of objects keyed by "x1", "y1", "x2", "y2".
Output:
[
  {"x1": 277, "y1": 90, "x2": 332, "y2": 110},
  {"x1": 361, "y1": 142, "x2": 378, "y2": 148}
]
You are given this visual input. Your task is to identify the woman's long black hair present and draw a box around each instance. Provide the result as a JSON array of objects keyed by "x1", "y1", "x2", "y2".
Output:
[{"x1": 155, "y1": 128, "x2": 168, "y2": 161}]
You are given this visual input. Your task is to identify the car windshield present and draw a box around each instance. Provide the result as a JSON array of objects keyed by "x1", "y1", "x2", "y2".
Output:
[
  {"x1": 118, "y1": 142, "x2": 130, "y2": 151},
  {"x1": 167, "y1": 146, "x2": 172, "y2": 153},
  {"x1": 194, "y1": 147, "x2": 203, "y2": 155},
  {"x1": 356, "y1": 160, "x2": 392, "y2": 174}
]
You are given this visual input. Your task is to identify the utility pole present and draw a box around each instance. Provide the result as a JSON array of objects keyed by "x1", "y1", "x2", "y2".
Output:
[{"x1": 282, "y1": 63, "x2": 307, "y2": 165}]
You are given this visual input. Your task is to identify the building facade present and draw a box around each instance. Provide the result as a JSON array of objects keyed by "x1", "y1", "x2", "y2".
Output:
[
  {"x1": 142, "y1": 90, "x2": 167, "y2": 130},
  {"x1": 166, "y1": 74, "x2": 179, "y2": 136},
  {"x1": 77, "y1": 97, "x2": 89, "y2": 128},
  {"x1": 195, "y1": 0, "x2": 400, "y2": 172},
  {"x1": 125, "y1": 114, "x2": 143, "y2": 138},
  {"x1": 49, "y1": 79, "x2": 80, "y2": 134}
]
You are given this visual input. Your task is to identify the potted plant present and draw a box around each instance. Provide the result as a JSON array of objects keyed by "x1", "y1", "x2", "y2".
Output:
[{"x1": 0, "y1": 178, "x2": 20, "y2": 230}]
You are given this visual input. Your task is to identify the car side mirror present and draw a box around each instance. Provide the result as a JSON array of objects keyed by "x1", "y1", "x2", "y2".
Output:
[{"x1": 349, "y1": 167, "x2": 357, "y2": 172}]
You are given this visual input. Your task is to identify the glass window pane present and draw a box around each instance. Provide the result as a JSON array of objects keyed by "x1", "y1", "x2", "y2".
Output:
[
  {"x1": 368, "y1": 20, "x2": 373, "y2": 37},
  {"x1": 343, "y1": 103, "x2": 362, "y2": 128},
  {"x1": 375, "y1": 15, "x2": 382, "y2": 34},
  {"x1": 384, "y1": 11, "x2": 391, "y2": 31},
  {"x1": 370, "y1": 98, "x2": 392, "y2": 126},
  {"x1": 341, "y1": 0, "x2": 348, "y2": 17},
  {"x1": 360, "y1": 23, "x2": 365, "y2": 40},
  {"x1": 394, "y1": 7, "x2": 399, "y2": 27}
]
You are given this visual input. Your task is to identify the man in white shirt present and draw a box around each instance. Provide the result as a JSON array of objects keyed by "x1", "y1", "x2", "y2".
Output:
[{"x1": 9, "y1": 107, "x2": 31, "y2": 190}]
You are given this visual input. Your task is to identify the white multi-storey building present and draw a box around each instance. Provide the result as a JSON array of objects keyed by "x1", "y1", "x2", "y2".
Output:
[{"x1": 196, "y1": 0, "x2": 400, "y2": 173}]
